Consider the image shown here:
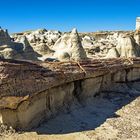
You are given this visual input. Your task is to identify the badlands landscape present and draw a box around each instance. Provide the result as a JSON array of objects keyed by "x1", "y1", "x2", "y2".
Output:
[
  {"x1": 1, "y1": 26, "x2": 140, "y2": 61},
  {"x1": 0, "y1": 18, "x2": 140, "y2": 140}
]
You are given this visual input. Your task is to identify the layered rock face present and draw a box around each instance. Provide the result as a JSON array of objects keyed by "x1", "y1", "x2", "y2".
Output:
[{"x1": 0, "y1": 58, "x2": 140, "y2": 130}]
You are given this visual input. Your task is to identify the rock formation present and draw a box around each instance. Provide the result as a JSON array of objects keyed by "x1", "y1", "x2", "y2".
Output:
[
  {"x1": 81, "y1": 31, "x2": 122, "y2": 58},
  {"x1": 70, "y1": 28, "x2": 87, "y2": 60},
  {"x1": 12, "y1": 29, "x2": 61, "y2": 60},
  {"x1": 15, "y1": 36, "x2": 40, "y2": 60},
  {"x1": 106, "y1": 33, "x2": 140, "y2": 58},
  {"x1": 116, "y1": 34, "x2": 140, "y2": 58},
  {"x1": 53, "y1": 28, "x2": 87, "y2": 61},
  {"x1": 1, "y1": 26, "x2": 140, "y2": 61},
  {"x1": 134, "y1": 30, "x2": 140, "y2": 45},
  {"x1": 0, "y1": 29, "x2": 11, "y2": 45},
  {"x1": 0, "y1": 29, "x2": 23, "y2": 59},
  {"x1": 106, "y1": 47, "x2": 120, "y2": 58},
  {"x1": 82, "y1": 35, "x2": 94, "y2": 48},
  {"x1": 1, "y1": 19, "x2": 140, "y2": 139},
  {"x1": 0, "y1": 46, "x2": 18, "y2": 59},
  {"x1": 0, "y1": 58, "x2": 140, "y2": 130},
  {"x1": 23, "y1": 29, "x2": 61, "y2": 49}
]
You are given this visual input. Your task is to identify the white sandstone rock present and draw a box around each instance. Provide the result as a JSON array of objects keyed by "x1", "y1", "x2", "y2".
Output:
[
  {"x1": 53, "y1": 28, "x2": 87, "y2": 61},
  {"x1": 106, "y1": 48, "x2": 120, "y2": 58}
]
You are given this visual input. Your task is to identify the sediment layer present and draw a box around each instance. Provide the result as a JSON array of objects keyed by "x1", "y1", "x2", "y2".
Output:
[{"x1": 0, "y1": 58, "x2": 140, "y2": 130}]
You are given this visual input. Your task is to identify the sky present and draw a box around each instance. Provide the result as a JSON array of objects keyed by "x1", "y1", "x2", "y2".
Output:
[{"x1": 0, "y1": 0, "x2": 140, "y2": 33}]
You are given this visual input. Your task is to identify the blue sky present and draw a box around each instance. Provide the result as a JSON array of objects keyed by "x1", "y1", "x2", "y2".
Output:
[{"x1": 0, "y1": 0, "x2": 140, "y2": 33}]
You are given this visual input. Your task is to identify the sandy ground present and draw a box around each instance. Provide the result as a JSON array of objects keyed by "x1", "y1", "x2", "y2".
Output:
[{"x1": 1, "y1": 91, "x2": 140, "y2": 140}]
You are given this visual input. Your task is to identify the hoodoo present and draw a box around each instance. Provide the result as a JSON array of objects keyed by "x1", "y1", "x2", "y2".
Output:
[{"x1": 53, "y1": 28, "x2": 87, "y2": 61}]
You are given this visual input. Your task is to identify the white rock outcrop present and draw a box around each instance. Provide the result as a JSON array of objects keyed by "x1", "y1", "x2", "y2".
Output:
[
  {"x1": 116, "y1": 34, "x2": 140, "y2": 58},
  {"x1": 134, "y1": 30, "x2": 140, "y2": 46},
  {"x1": 106, "y1": 47, "x2": 120, "y2": 58},
  {"x1": 82, "y1": 35, "x2": 94, "y2": 48},
  {"x1": 53, "y1": 28, "x2": 87, "y2": 61},
  {"x1": 0, "y1": 29, "x2": 23, "y2": 59},
  {"x1": 1, "y1": 27, "x2": 140, "y2": 60}
]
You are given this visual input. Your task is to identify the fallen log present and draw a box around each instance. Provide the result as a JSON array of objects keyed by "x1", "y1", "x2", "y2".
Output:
[{"x1": 0, "y1": 58, "x2": 140, "y2": 130}]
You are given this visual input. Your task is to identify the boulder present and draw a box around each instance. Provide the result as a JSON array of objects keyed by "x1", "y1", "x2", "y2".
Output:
[{"x1": 54, "y1": 51, "x2": 70, "y2": 61}]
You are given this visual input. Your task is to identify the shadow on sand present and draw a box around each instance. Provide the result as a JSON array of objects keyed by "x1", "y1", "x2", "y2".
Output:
[{"x1": 31, "y1": 88, "x2": 140, "y2": 135}]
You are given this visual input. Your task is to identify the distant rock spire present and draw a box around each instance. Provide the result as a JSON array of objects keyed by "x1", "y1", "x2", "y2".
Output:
[{"x1": 53, "y1": 28, "x2": 87, "y2": 61}]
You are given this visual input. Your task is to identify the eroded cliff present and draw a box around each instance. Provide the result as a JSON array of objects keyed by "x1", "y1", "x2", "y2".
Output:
[{"x1": 0, "y1": 58, "x2": 140, "y2": 130}]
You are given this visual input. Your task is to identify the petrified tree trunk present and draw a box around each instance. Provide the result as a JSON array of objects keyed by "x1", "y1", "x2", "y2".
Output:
[{"x1": 0, "y1": 58, "x2": 140, "y2": 130}]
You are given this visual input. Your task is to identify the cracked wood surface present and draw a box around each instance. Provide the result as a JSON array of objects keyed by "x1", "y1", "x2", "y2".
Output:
[{"x1": 0, "y1": 58, "x2": 140, "y2": 109}]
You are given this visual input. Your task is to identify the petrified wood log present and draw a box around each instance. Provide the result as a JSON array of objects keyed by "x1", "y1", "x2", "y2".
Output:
[{"x1": 0, "y1": 58, "x2": 140, "y2": 130}]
